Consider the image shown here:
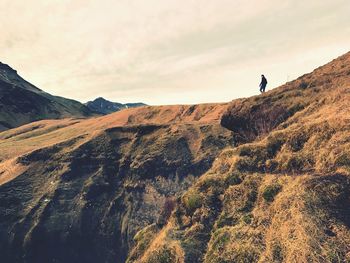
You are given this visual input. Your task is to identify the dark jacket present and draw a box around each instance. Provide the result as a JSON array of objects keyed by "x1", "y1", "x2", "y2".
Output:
[{"x1": 260, "y1": 76, "x2": 267, "y2": 87}]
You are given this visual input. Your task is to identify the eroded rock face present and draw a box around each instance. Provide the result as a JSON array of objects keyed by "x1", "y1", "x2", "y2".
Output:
[
  {"x1": 0, "y1": 121, "x2": 233, "y2": 263},
  {"x1": 220, "y1": 97, "x2": 306, "y2": 142}
]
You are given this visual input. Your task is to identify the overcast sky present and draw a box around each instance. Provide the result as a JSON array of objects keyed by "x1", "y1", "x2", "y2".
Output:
[{"x1": 1, "y1": 0, "x2": 349, "y2": 105}]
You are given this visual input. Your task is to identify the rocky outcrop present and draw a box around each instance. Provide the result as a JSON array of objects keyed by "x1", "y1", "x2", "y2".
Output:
[{"x1": 221, "y1": 52, "x2": 350, "y2": 143}]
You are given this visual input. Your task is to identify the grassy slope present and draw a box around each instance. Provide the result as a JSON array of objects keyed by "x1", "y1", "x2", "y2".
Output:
[
  {"x1": 128, "y1": 52, "x2": 350, "y2": 263},
  {"x1": 0, "y1": 103, "x2": 227, "y2": 163},
  {"x1": 0, "y1": 103, "x2": 233, "y2": 263}
]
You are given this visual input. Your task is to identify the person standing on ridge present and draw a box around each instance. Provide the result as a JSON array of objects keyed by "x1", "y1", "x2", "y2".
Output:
[{"x1": 259, "y1": 74, "x2": 267, "y2": 93}]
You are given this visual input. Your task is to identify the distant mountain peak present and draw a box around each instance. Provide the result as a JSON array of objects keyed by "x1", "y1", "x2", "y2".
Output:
[
  {"x1": 85, "y1": 97, "x2": 146, "y2": 115},
  {"x1": 94, "y1": 97, "x2": 107, "y2": 101},
  {"x1": 0, "y1": 62, "x2": 17, "y2": 73}
]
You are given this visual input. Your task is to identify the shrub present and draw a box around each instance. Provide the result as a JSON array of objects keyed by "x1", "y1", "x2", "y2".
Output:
[
  {"x1": 327, "y1": 250, "x2": 342, "y2": 263},
  {"x1": 239, "y1": 189, "x2": 258, "y2": 212},
  {"x1": 216, "y1": 213, "x2": 238, "y2": 228},
  {"x1": 145, "y1": 246, "x2": 176, "y2": 263},
  {"x1": 265, "y1": 159, "x2": 278, "y2": 172},
  {"x1": 198, "y1": 177, "x2": 223, "y2": 192},
  {"x1": 211, "y1": 230, "x2": 230, "y2": 251},
  {"x1": 235, "y1": 149, "x2": 267, "y2": 173},
  {"x1": 299, "y1": 81, "x2": 309, "y2": 89},
  {"x1": 174, "y1": 207, "x2": 184, "y2": 226},
  {"x1": 235, "y1": 157, "x2": 255, "y2": 172},
  {"x1": 225, "y1": 172, "x2": 242, "y2": 186},
  {"x1": 184, "y1": 190, "x2": 202, "y2": 213},
  {"x1": 335, "y1": 153, "x2": 350, "y2": 167},
  {"x1": 231, "y1": 246, "x2": 260, "y2": 263},
  {"x1": 263, "y1": 184, "x2": 282, "y2": 202},
  {"x1": 238, "y1": 145, "x2": 267, "y2": 159},
  {"x1": 241, "y1": 145, "x2": 272, "y2": 172},
  {"x1": 272, "y1": 243, "x2": 284, "y2": 262},
  {"x1": 182, "y1": 237, "x2": 205, "y2": 263},
  {"x1": 157, "y1": 197, "x2": 176, "y2": 226},
  {"x1": 238, "y1": 146, "x2": 252, "y2": 156},
  {"x1": 241, "y1": 213, "x2": 253, "y2": 224},
  {"x1": 288, "y1": 134, "x2": 308, "y2": 152},
  {"x1": 266, "y1": 134, "x2": 285, "y2": 158},
  {"x1": 288, "y1": 103, "x2": 305, "y2": 116},
  {"x1": 284, "y1": 155, "x2": 305, "y2": 172}
]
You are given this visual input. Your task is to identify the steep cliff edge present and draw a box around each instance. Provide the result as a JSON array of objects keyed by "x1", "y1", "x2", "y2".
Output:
[
  {"x1": 0, "y1": 104, "x2": 232, "y2": 263},
  {"x1": 129, "y1": 52, "x2": 350, "y2": 263}
]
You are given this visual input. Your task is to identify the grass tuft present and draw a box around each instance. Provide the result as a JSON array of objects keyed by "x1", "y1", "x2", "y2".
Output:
[{"x1": 262, "y1": 184, "x2": 282, "y2": 202}]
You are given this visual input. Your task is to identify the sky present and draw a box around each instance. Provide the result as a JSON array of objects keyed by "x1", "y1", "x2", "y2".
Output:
[{"x1": 0, "y1": 0, "x2": 350, "y2": 105}]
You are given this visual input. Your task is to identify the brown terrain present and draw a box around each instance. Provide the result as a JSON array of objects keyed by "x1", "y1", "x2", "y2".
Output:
[
  {"x1": 127, "y1": 52, "x2": 350, "y2": 262},
  {"x1": 0, "y1": 51, "x2": 350, "y2": 263},
  {"x1": 0, "y1": 103, "x2": 233, "y2": 263}
]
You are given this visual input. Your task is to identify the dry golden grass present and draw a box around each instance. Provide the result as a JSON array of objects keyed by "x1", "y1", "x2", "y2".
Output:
[
  {"x1": 134, "y1": 222, "x2": 185, "y2": 263},
  {"x1": 0, "y1": 158, "x2": 28, "y2": 185},
  {"x1": 0, "y1": 103, "x2": 228, "y2": 160},
  {"x1": 128, "y1": 52, "x2": 350, "y2": 263},
  {"x1": 0, "y1": 103, "x2": 229, "y2": 188}
]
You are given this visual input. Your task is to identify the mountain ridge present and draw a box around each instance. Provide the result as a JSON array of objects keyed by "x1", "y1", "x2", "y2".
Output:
[
  {"x1": 0, "y1": 62, "x2": 95, "y2": 131},
  {"x1": 85, "y1": 97, "x2": 146, "y2": 115}
]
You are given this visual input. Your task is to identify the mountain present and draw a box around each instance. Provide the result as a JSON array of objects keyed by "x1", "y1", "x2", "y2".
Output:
[
  {"x1": 85, "y1": 97, "x2": 146, "y2": 115},
  {"x1": 0, "y1": 51, "x2": 350, "y2": 263},
  {"x1": 0, "y1": 62, "x2": 94, "y2": 131}
]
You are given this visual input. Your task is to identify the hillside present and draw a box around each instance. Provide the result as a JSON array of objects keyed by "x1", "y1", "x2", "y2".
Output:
[
  {"x1": 0, "y1": 62, "x2": 93, "y2": 131},
  {"x1": 0, "y1": 51, "x2": 349, "y2": 263},
  {"x1": 85, "y1": 97, "x2": 146, "y2": 115},
  {"x1": 127, "y1": 52, "x2": 350, "y2": 263},
  {"x1": 0, "y1": 103, "x2": 232, "y2": 263}
]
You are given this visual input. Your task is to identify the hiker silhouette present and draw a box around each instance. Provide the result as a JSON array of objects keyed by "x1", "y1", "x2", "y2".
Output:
[{"x1": 259, "y1": 74, "x2": 267, "y2": 93}]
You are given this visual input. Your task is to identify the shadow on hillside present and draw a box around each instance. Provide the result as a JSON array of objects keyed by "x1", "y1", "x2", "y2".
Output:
[{"x1": 306, "y1": 174, "x2": 350, "y2": 228}]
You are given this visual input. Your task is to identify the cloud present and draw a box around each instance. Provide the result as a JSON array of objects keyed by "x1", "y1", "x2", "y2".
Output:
[{"x1": 0, "y1": 0, "x2": 349, "y2": 104}]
